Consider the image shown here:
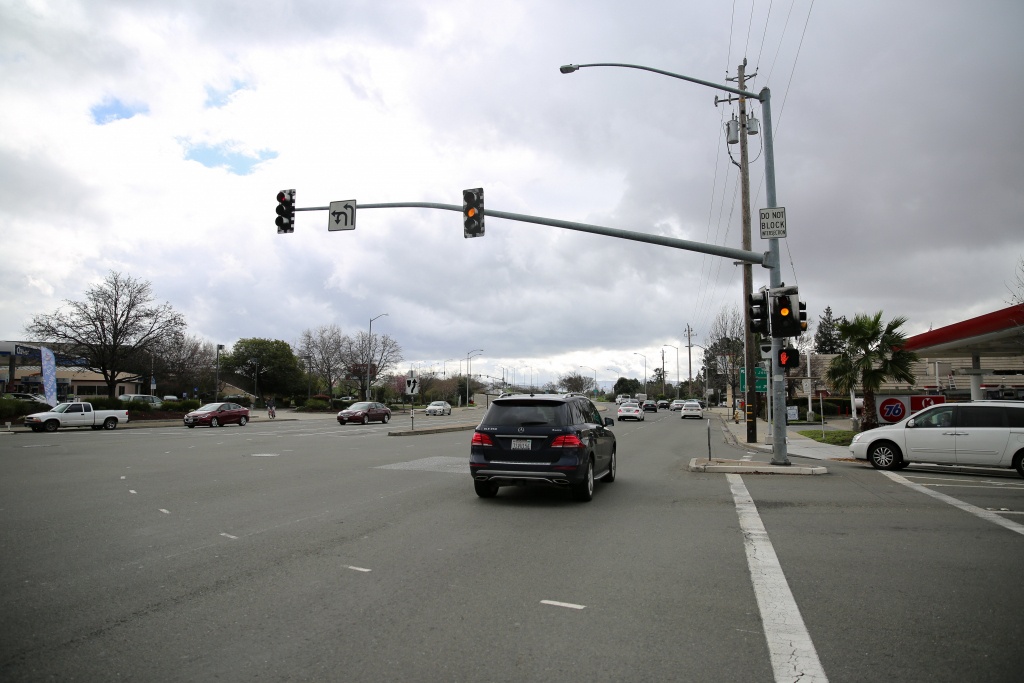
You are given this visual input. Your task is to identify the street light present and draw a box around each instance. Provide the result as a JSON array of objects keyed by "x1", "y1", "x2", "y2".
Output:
[
  {"x1": 561, "y1": 61, "x2": 789, "y2": 465},
  {"x1": 367, "y1": 313, "x2": 388, "y2": 400},
  {"x1": 466, "y1": 349, "x2": 482, "y2": 406},
  {"x1": 634, "y1": 352, "x2": 647, "y2": 395},
  {"x1": 443, "y1": 358, "x2": 455, "y2": 379},
  {"x1": 579, "y1": 365, "x2": 597, "y2": 397},
  {"x1": 663, "y1": 345, "x2": 680, "y2": 399}
]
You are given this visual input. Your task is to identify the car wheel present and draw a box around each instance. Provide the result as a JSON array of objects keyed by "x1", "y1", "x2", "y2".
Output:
[
  {"x1": 44, "y1": 420, "x2": 59, "y2": 432},
  {"x1": 211, "y1": 417, "x2": 220, "y2": 428},
  {"x1": 572, "y1": 458, "x2": 595, "y2": 502},
  {"x1": 382, "y1": 414, "x2": 390, "y2": 424},
  {"x1": 447, "y1": 409, "x2": 451, "y2": 415},
  {"x1": 601, "y1": 449, "x2": 617, "y2": 483},
  {"x1": 361, "y1": 415, "x2": 368, "y2": 425},
  {"x1": 1013, "y1": 451, "x2": 1024, "y2": 478},
  {"x1": 474, "y1": 480, "x2": 499, "y2": 498},
  {"x1": 239, "y1": 416, "x2": 248, "y2": 426},
  {"x1": 103, "y1": 418, "x2": 118, "y2": 430},
  {"x1": 187, "y1": 425, "x2": 195, "y2": 429},
  {"x1": 868, "y1": 442, "x2": 900, "y2": 470}
]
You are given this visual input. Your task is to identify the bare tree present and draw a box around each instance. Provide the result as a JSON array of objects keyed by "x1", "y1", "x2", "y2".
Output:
[
  {"x1": 346, "y1": 331, "x2": 403, "y2": 399},
  {"x1": 25, "y1": 271, "x2": 186, "y2": 398},
  {"x1": 296, "y1": 324, "x2": 349, "y2": 395},
  {"x1": 558, "y1": 371, "x2": 595, "y2": 394},
  {"x1": 1008, "y1": 255, "x2": 1024, "y2": 305},
  {"x1": 706, "y1": 306, "x2": 745, "y2": 403},
  {"x1": 160, "y1": 332, "x2": 217, "y2": 396}
]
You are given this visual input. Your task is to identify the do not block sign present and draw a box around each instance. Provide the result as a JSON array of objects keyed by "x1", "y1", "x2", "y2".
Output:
[{"x1": 759, "y1": 207, "x2": 787, "y2": 239}]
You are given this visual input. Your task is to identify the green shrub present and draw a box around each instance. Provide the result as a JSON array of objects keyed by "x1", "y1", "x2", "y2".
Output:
[{"x1": 302, "y1": 399, "x2": 331, "y2": 412}]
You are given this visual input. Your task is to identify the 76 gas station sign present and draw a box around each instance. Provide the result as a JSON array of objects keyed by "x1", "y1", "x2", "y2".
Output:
[{"x1": 876, "y1": 395, "x2": 946, "y2": 424}]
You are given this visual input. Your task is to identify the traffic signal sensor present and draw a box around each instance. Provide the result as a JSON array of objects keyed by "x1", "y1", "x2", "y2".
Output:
[
  {"x1": 778, "y1": 347, "x2": 800, "y2": 369},
  {"x1": 463, "y1": 187, "x2": 484, "y2": 238},
  {"x1": 747, "y1": 290, "x2": 769, "y2": 336},
  {"x1": 276, "y1": 189, "x2": 295, "y2": 234}
]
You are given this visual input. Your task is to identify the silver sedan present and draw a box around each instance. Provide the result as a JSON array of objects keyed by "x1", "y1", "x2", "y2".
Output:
[{"x1": 425, "y1": 401, "x2": 452, "y2": 416}]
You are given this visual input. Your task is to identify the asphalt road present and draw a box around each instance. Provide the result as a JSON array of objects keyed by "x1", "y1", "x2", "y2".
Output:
[{"x1": 1, "y1": 411, "x2": 1022, "y2": 682}]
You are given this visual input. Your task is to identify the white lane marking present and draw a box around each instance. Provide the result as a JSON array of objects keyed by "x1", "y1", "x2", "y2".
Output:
[
  {"x1": 541, "y1": 600, "x2": 585, "y2": 610},
  {"x1": 727, "y1": 474, "x2": 828, "y2": 683},
  {"x1": 220, "y1": 533, "x2": 238, "y2": 540},
  {"x1": 251, "y1": 453, "x2": 279, "y2": 457},
  {"x1": 346, "y1": 566, "x2": 372, "y2": 572},
  {"x1": 129, "y1": 490, "x2": 137, "y2": 495},
  {"x1": 159, "y1": 509, "x2": 170, "y2": 515},
  {"x1": 881, "y1": 471, "x2": 1024, "y2": 537},
  {"x1": 377, "y1": 456, "x2": 466, "y2": 474}
]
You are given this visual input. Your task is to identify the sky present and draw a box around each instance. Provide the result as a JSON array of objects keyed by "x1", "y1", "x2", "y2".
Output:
[{"x1": 2, "y1": 0, "x2": 1023, "y2": 391}]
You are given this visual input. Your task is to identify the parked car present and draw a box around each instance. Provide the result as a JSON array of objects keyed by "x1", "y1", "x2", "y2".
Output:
[
  {"x1": 184, "y1": 402, "x2": 250, "y2": 428},
  {"x1": 6, "y1": 392, "x2": 51, "y2": 405},
  {"x1": 680, "y1": 401, "x2": 704, "y2": 419},
  {"x1": 425, "y1": 401, "x2": 452, "y2": 416},
  {"x1": 162, "y1": 395, "x2": 178, "y2": 401},
  {"x1": 470, "y1": 393, "x2": 616, "y2": 501},
  {"x1": 119, "y1": 394, "x2": 163, "y2": 409},
  {"x1": 617, "y1": 402, "x2": 644, "y2": 421},
  {"x1": 850, "y1": 401, "x2": 1024, "y2": 476},
  {"x1": 337, "y1": 401, "x2": 392, "y2": 425},
  {"x1": 670, "y1": 399, "x2": 686, "y2": 411},
  {"x1": 642, "y1": 400, "x2": 658, "y2": 412}
]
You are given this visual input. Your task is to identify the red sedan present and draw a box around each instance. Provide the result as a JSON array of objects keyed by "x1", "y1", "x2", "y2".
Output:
[
  {"x1": 337, "y1": 401, "x2": 392, "y2": 425},
  {"x1": 184, "y1": 402, "x2": 250, "y2": 428}
]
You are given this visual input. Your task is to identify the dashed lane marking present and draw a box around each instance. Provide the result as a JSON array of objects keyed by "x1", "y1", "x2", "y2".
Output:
[{"x1": 541, "y1": 600, "x2": 585, "y2": 610}]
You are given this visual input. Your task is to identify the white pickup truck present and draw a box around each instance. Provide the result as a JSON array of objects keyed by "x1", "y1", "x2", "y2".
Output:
[{"x1": 23, "y1": 402, "x2": 130, "y2": 432}]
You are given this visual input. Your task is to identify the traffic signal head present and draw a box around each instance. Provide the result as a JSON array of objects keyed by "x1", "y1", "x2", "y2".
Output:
[
  {"x1": 777, "y1": 347, "x2": 800, "y2": 369},
  {"x1": 798, "y1": 300, "x2": 808, "y2": 333},
  {"x1": 463, "y1": 187, "x2": 484, "y2": 238},
  {"x1": 276, "y1": 189, "x2": 295, "y2": 234},
  {"x1": 770, "y1": 289, "x2": 802, "y2": 338},
  {"x1": 747, "y1": 290, "x2": 769, "y2": 336}
]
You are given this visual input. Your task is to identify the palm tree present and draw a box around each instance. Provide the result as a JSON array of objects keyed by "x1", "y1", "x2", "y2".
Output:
[{"x1": 825, "y1": 312, "x2": 919, "y2": 431}]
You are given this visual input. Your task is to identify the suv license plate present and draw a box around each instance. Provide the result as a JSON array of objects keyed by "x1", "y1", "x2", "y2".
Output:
[{"x1": 511, "y1": 439, "x2": 532, "y2": 450}]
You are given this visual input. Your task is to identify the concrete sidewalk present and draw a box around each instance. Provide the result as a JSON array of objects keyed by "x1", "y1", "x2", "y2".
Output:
[{"x1": 711, "y1": 406, "x2": 852, "y2": 461}]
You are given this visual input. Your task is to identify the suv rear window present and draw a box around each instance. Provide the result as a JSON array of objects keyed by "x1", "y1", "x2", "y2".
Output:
[{"x1": 481, "y1": 400, "x2": 569, "y2": 426}]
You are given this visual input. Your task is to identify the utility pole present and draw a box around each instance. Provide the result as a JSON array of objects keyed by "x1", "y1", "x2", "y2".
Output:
[
  {"x1": 724, "y1": 58, "x2": 759, "y2": 444},
  {"x1": 685, "y1": 324, "x2": 694, "y2": 387}
]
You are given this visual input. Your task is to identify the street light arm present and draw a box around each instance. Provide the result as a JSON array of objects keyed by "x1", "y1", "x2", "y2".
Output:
[{"x1": 560, "y1": 62, "x2": 762, "y2": 101}]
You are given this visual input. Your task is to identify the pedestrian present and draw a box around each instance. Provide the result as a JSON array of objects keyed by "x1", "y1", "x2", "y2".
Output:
[{"x1": 268, "y1": 397, "x2": 276, "y2": 419}]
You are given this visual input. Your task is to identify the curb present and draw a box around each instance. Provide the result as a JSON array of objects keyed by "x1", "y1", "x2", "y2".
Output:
[
  {"x1": 387, "y1": 423, "x2": 477, "y2": 437},
  {"x1": 688, "y1": 457, "x2": 828, "y2": 475}
]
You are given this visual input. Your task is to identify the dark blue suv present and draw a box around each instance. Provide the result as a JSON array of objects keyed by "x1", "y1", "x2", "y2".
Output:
[{"x1": 470, "y1": 394, "x2": 616, "y2": 502}]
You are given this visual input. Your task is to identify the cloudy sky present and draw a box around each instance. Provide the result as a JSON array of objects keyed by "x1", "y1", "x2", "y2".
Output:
[{"x1": 2, "y1": 0, "x2": 1023, "y2": 390}]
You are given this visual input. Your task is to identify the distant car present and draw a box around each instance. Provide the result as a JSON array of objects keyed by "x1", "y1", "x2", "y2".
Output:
[
  {"x1": 657, "y1": 399, "x2": 670, "y2": 409},
  {"x1": 339, "y1": 396, "x2": 356, "y2": 401},
  {"x1": 118, "y1": 394, "x2": 163, "y2": 409},
  {"x1": 680, "y1": 401, "x2": 704, "y2": 419},
  {"x1": 670, "y1": 399, "x2": 686, "y2": 411},
  {"x1": 470, "y1": 393, "x2": 616, "y2": 501},
  {"x1": 337, "y1": 401, "x2": 391, "y2": 425},
  {"x1": 425, "y1": 401, "x2": 452, "y2": 416},
  {"x1": 184, "y1": 402, "x2": 249, "y2": 428},
  {"x1": 162, "y1": 395, "x2": 178, "y2": 402},
  {"x1": 642, "y1": 400, "x2": 658, "y2": 412},
  {"x1": 617, "y1": 402, "x2": 644, "y2": 421}
]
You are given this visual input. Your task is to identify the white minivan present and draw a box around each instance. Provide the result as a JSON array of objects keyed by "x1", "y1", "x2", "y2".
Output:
[{"x1": 850, "y1": 401, "x2": 1024, "y2": 476}]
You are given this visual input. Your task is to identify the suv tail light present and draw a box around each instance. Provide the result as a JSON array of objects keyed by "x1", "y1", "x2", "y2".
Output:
[
  {"x1": 550, "y1": 434, "x2": 584, "y2": 448},
  {"x1": 471, "y1": 432, "x2": 494, "y2": 447}
]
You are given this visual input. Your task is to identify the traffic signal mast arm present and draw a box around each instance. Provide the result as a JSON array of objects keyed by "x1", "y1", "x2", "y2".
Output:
[{"x1": 291, "y1": 200, "x2": 769, "y2": 266}]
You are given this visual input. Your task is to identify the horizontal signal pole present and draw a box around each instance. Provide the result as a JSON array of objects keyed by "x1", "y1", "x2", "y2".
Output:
[{"x1": 295, "y1": 201, "x2": 768, "y2": 267}]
